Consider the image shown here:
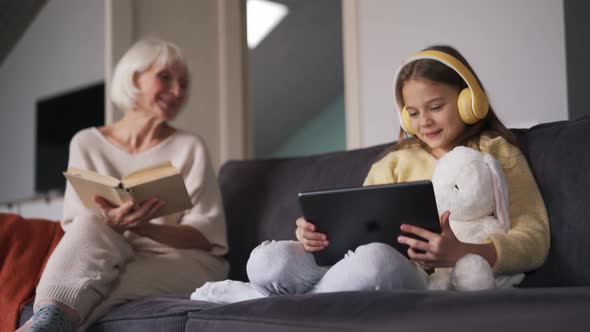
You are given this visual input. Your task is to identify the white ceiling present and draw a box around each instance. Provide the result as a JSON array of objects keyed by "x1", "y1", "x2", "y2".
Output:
[{"x1": 0, "y1": 0, "x2": 47, "y2": 66}]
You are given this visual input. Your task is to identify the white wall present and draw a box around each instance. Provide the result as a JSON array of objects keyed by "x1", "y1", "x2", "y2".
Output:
[
  {"x1": 354, "y1": 0, "x2": 567, "y2": 147},
  {"x1": 0, "y1": 195, "x2": 63, "y2": 221},
  {"x1": 134, "y1": 0, "x2": 222, "y2": 167},
  {"x1": 0, "y1": 0, "x2": 104, "y2": 203}
]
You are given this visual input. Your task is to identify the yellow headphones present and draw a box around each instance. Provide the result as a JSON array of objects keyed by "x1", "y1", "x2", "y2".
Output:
[{"x1": 394, "y1": 50, "x2": 489, "y2": 135}]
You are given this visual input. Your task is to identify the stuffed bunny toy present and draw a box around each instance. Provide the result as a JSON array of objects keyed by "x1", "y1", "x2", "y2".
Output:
[{"x1": 428, "y1": 146, "x2": 524, "y2": 291}]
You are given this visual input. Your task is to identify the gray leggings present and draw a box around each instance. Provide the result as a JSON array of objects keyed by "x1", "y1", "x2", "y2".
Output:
[{"x1": 192, "y1": 240, "x2": 428, "y2": 303}]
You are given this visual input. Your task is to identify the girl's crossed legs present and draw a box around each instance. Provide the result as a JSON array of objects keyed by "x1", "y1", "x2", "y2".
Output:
[{"x1": 192, "y1": 240, "x2": 428, "y2": 304}]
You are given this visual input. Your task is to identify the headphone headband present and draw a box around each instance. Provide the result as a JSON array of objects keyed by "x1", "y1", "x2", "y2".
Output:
[{"x1": 394, "y1": 50, "x2": 489, "y2": 134}]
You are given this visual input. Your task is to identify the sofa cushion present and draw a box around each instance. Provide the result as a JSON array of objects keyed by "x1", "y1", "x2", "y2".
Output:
[
  {"x1": 19, "y1": 295, "x2": 218, "y2": 331},
  {"x1": 515, "y1": 116, "x2": 590, "y2": 286},
  {"x1": 89, "y1": 295, "x2": 217, "y2": 331},
  {"x1": 186, "y1": 287, "x2": 590, "y2": 332},
  {"x1": 1, "y1": 213, "x2": 63, "y2": 331}
]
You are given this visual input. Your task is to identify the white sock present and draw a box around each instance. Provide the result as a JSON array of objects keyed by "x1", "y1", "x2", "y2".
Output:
[{"x1": 191, "y1": 280, "x2": 267, "y2": 304}]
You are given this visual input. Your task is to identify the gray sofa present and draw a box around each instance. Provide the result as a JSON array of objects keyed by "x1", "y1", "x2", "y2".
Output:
[{"x1": 19, "y1": 116, "x2": 590, "y2": 331}]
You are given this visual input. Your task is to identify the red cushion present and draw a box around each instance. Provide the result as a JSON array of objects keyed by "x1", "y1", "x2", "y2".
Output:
[{"x1": 0, "y1": 213, "x2": 63, "y2": 331}]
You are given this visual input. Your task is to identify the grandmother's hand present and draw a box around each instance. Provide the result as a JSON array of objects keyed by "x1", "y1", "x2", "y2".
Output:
[
  {"x1": 93, "y1": 195, "x2": 165, "y2": 233},
  {"x1": 295, "y1": 217, "x2": 329, "y2": 252}
]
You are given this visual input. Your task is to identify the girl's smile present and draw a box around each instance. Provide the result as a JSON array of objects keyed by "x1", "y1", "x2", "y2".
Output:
[{"x1": 423, "y1": 128, "x2": 443, "y2": 139}]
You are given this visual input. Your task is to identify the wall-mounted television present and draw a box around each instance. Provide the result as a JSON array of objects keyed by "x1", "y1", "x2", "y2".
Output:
[{"x1": 35, "y1": 82, "x2": 105, "y2": 194}]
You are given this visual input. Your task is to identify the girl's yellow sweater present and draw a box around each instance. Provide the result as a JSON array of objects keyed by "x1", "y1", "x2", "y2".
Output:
[{"x1": 363, "y1": 132, "x2": 550, "y2": 274}]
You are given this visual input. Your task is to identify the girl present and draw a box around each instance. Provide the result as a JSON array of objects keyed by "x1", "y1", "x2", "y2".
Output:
[
  {"x1": 20, "y1": 38, "x2": 228, "y2": 331},
  {"x1": 192, "y1": 45, "x2": 549, "y2": 303}
]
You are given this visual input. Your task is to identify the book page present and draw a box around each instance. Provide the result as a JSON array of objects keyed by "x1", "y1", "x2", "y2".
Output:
[
  {"x1": 64, "y1": 161, "x2": 191, "y2": 218},
  {"x1": 64, "y1": 173, "x2": 127, "y2": 210},
  {"x1": 126, "y1": 173, "x2": 192, "y2": 218},
  {"x1": 65, "y1": 167, "x2": 121, "y2": 188},
  {"x1": 121, "y1": 161, "x2": 179, "y2": 188}
]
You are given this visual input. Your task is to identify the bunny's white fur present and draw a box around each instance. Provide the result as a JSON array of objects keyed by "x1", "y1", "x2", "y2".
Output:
[{"x1": 428, "y1": 146, "x2": 524, "y2": 291}]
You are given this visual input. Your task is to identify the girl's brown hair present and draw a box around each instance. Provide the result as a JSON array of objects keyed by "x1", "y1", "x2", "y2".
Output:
[{"x1": 387, "y1": 45, "x2": 518, "y2": 154}]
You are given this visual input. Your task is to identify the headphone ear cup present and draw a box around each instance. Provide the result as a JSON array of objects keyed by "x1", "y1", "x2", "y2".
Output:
[
  {"x1": 457, "y1": 88, "x2": 479, "y2": 125},
  {"x1": 401, "y1": 107, "x2": 416, "y2": 135}
]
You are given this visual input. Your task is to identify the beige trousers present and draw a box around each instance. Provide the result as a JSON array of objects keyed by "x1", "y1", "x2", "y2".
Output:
[{"x1": 34, "y1": 213, "x2": 228, "y2": 329}]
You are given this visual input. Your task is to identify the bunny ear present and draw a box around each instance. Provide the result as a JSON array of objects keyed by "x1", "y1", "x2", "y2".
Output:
[{"x1": 483, "y1": 154, "x2": 510, "y2": 232}]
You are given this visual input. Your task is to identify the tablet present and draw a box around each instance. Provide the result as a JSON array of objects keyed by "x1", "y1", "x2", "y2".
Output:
[{"x1": 298, "y1": 180, "x2": 441, "y2": 266}]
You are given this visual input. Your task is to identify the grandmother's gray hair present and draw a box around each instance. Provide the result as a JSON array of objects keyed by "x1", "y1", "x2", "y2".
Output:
[{"x1": 110, "y1": 37, "x2": 187, "y2": 111}]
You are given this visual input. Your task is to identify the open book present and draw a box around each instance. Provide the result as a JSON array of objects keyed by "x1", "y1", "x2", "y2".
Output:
[{"x1": 63, "y1": 161, "x2": 192, "y2": 219}]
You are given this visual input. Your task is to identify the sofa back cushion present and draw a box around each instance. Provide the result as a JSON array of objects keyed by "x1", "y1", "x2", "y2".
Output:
[
  {"x1": 219, "y1": 116, "x2": 590, "y2": 286},
  {"x1": 515, "y1": 116, "x2": 590, "y2": 287},
  {"x1": 218, "y1": 144, "x2": 388, "y2": 281}
]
